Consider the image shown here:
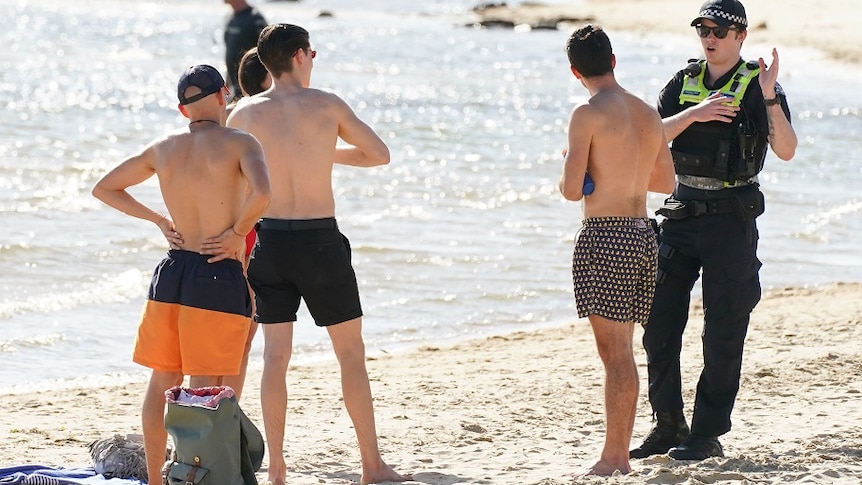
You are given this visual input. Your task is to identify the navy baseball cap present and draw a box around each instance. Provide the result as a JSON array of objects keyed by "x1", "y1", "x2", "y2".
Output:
[
  {"x1": 177, "y1": 64, "x2": 225, "y2": 105},
  {"x1": 691, "y1": 0, "x2": 748, "y2": 28}
]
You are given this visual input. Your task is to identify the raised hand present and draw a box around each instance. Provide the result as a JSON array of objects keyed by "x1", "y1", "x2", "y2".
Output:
[{"x1": 758, "y1": 48, "x2": 780, "y2": 98}]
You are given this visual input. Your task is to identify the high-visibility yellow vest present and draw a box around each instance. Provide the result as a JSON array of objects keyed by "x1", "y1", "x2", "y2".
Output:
[{"x1": 678, "y1": 60, "x2": 760, "y2": 107}]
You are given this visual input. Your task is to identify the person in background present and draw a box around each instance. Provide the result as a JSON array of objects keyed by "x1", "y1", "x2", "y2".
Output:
[
  {"x1": 630, "y1": 0, "x2": 797, "y2": 461},
  {"x1": 227, "y1": 23, "x2": 412, "y2": 485},
  {"x1": 91, "y1": 64, "x2": 270, "y2": 482},
  {"x1": 238, "y1": 47, "x2": 272, "y2": 97},
  {"x1": 560, "y1": 24, "x2": 675, "y2": 476},
  {"x1": 221, "y1": 46, "x2": 272, "y2": 400},
  {"x1": 223, "y1": 0, "x2": 268, "y2": 99},
  {"x1": 226, "y1": 47, "x2": 272, "y2": 116}
]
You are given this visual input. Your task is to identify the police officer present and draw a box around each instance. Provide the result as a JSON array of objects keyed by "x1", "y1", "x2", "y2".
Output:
[
  {"x1": 223, "y1": 0, "x2": 268, "y2": 100},
  {"x1": 630, "y1": 0, "x2": 797, "y2": 461}
]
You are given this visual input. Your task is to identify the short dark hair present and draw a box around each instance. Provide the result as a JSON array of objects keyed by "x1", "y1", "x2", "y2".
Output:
[
  {"x1": 257, "y1": 23, "x2": 310, "y2": 78},
  {"x1": 238, "y1": 47, "x2": 269, "y2": 96},
  {"x1": 565, "y1": 25, "x2": 614, "y2": 78}
]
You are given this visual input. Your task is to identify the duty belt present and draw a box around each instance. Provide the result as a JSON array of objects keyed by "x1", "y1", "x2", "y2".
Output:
[
  {"x1": 678, "y1": 174, "x2": 757, "y2": 191},
  {"x1": 656, "y1": 196, "x2": 738, "y2": 220}
]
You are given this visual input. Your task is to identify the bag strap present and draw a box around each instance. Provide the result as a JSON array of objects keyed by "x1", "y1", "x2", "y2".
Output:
[{"x1": 185, "y1": 457, "x2": 202, "y2": 485}]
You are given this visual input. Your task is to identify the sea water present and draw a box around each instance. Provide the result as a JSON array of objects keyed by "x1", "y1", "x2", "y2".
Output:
[{"x1": 1, "y1": 0, "x2": 860, "y2": 392}]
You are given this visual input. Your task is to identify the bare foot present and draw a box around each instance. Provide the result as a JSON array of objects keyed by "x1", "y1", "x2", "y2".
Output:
[
  {"x1": 264, "y1": 460, "x2": 287, "y2": 485},
  {"x1": 576, "y1": 458, "x2": 631, "y2": 477},
  {"x1": 360, "y1": 460, "x2": 412, "y2": 484}
]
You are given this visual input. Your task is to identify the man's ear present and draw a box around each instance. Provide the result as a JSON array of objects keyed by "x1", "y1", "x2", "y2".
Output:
[
  {"x1": 292, "y1": 48, "x2": 305, "y2": 68},
  {"x1": 570, "y1": 65, "x2": 582, "y2": 79},
  {"x1": 178, "y1": 104, "x2": 190, "y2": 119},
  {"x1": 611, "y1": 53, "x2": 617, "y2": 69}
]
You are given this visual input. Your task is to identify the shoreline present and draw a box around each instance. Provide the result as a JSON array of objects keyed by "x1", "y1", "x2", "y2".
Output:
[
  {"x1": 0, "y1": 279, "x2": 845, "y2": 397},
  {"x1": 2, "y1": 282, "x2": 861, "y2": 483}
]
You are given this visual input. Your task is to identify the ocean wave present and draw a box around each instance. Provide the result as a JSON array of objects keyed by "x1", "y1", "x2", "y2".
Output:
[
  {"x1": 0, "y1": 332, "x2": 65, "y2": 354},
  {"x1": 0, "y1": 269, "x2": 149, "y2": 319}
]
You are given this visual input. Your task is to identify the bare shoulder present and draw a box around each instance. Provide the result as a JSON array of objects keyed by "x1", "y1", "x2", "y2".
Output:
[
  {"x1": 226, "y1": 93, "x2": 276, "y2": 125},
  {"x1": 215, "y1": 126, "x2": 262, "y2": 148},
  {"x1": 159, "y1": 127, "x2": 191, "y2": 143},
  {"x1": 623, "y1": 90, "x2": 659, "y2": 115},
  {"x1": 570, "y1": 99, "x2": 601, "y2": 127},
  {"x1": 148, "y1": 128, "x2": 191, "y2": 156},
  {"x1": 226, "y1": 98, "x2": 256, "y2": 126},
  {"x1": 314, "y1": 87, "x2": 350, "y2": 109}
]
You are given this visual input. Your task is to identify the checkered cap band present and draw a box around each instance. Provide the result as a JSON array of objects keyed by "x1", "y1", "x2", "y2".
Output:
[{"x1": 699, "y1": 8, "x2": 747, "y2": 27}]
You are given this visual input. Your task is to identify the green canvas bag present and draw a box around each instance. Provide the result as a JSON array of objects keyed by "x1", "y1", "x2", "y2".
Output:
[{"x1": 162, "y1": 386, "x2": 263, "y2": 485}]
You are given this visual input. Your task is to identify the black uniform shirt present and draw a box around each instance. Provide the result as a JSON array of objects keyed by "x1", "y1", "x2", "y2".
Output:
[{"x1": 224, "y1": 7, "x2": 268, "y2": 93}]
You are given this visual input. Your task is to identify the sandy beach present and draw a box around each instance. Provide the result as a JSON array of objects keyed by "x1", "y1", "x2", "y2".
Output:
[
  {"x1": 2, "y1": 283, "x2": 861, "y2": 483},
  {"x1": 3, "y1": 1, "x2": 861, "y2": 484}
]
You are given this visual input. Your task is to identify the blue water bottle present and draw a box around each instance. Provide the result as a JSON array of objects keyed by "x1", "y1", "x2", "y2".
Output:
[
  {"x1": 582, "y1": 172, "x2": 595, "y2": 196},
  {"x1": 562, "y1": 149, "x2": 595, "y2": 196}
]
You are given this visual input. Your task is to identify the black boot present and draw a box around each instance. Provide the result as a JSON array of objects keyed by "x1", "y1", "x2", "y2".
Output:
[
  {"x1": 629, "y1": 410, "x2": 690, "y2": 459},
  {"x1": 668, "y1": 434, "x2": 724, "y2": 460}
]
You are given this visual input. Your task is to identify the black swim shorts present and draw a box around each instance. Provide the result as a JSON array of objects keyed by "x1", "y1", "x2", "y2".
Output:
[{"x1": 247, "y1": 218, "x2": 363, "y2": 326}]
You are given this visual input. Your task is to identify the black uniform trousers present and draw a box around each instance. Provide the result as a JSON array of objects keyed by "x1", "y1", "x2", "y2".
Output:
[{"x1": 644, "y1": 203, "x2": 762, "y2": 437}]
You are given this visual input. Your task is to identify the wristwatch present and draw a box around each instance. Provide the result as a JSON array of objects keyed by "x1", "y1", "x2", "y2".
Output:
[{"x1": 764, "y1": 95, "x2": 781, "y2": 106}]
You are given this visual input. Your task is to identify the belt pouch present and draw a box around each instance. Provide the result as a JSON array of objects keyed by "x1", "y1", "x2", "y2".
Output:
[{"x1": 731, "y1": 189, "x2": 765, "y2": 221}]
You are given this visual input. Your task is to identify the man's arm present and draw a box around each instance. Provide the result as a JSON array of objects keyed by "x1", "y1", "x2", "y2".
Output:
[
  {"x1": 333, "y1": 96, "x2": 390, "y2": 167},
  {"x1": 200, "y1": 134, "x2": 271, "y2": 263},
  {"x1": 559, "y1": 105, "x2": 592, "y2": 201},
  {"x1": 91, "y1": 143, "x2": 183, "y2": 247},
  {"x1": 233, "y1": 135, "x2": 271, "y2": 236},
  {"x1": 758, "y1": 48, "x2": 797, "y2": 161},
  {"x1": 648, "y1": 130, "x2": 676, "y2": 194},
  {"x1": 661, "y1": 92, "x2": 741, "y2": 141}
]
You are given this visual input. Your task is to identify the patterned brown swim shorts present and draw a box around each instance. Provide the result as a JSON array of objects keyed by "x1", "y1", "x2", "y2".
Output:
[{"x1": 572, "y1": 217, "x2": 658, "y2": 325}]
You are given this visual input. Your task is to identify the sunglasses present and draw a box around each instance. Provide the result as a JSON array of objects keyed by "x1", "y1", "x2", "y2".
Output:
[
  {"x1": 695, "y1": 24, "x2": 738, "y2": 39},
  {"x1": 294, "y1": 48, "x2": 317, "y2": 59}
]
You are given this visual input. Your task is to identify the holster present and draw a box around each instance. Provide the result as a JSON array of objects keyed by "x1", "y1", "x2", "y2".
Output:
[{"x1": 655, "y1": 197, "x2": 692, "y2": 220}]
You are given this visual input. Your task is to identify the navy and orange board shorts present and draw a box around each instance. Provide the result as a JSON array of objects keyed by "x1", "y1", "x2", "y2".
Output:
[{"x1": 133, "y1": 250, "x2": 251, "y2": 376}]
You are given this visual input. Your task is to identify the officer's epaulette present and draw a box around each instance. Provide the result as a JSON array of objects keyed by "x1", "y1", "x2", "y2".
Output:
[{"x1": 683, "y1": 59, "x2": 705, "y2": 77}]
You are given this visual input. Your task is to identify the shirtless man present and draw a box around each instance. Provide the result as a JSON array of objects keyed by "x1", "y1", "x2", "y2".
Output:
[
  {"x1": 92, "y1": 64, "x2": 270, "y2": 483},
  {"x1": 558, "y1": 25, "x2": 675, "y2": 476},
  {"x1": 226, "y1": 24, "x2": 411, "y2": 485}
]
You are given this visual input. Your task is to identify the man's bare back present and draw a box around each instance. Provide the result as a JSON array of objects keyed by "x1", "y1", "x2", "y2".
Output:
[
  {"x1": 228, "y1": 76, "x2": 389, "y2": 219},
  {"x1": 152, "y1": 124, "x2": 269, "y2": 253},
  {"x1": 93, "y1": 65, "x2": 270, "y2": 263},
  {"x1": 561, "y1": 86, "x2": 675, "y2": 218}
]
